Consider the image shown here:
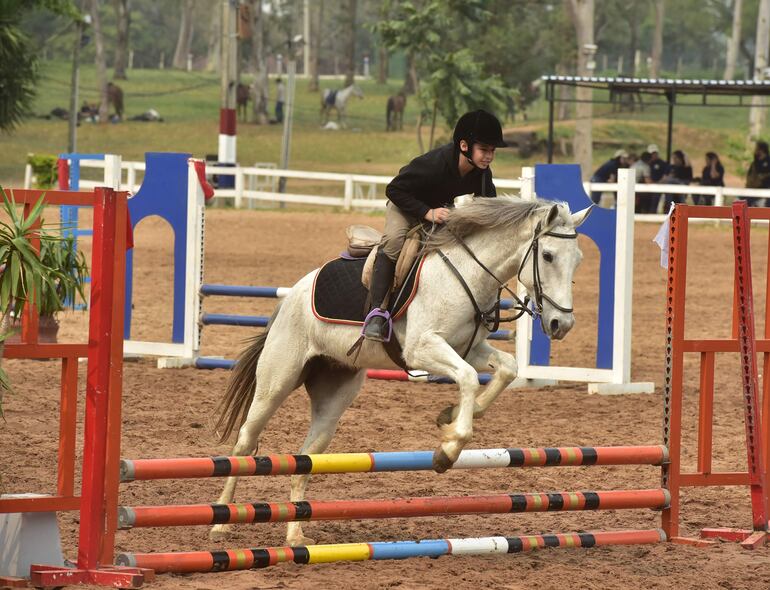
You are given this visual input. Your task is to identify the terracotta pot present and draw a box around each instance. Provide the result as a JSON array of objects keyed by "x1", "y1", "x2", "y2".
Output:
[{"x1": 5, "y1": 315, "x2": 59, "y2": 344}]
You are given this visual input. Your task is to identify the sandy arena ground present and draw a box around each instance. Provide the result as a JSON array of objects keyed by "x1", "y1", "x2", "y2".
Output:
[{"x1": 2, "y1": 206, "x2": 770, "y2": 589}]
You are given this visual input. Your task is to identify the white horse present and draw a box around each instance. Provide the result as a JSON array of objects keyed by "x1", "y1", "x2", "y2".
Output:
[
  {"x1": 211, "y1": 196, "x2": 590, "y2": 546},
  {"x1": 320, "y1": 84, "x2": 364, "y2": 127}
]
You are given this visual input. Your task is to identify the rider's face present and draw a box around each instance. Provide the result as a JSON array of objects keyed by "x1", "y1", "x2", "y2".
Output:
[{"x1": 471, "y1": 143, "x2": 496, "y2": 168}]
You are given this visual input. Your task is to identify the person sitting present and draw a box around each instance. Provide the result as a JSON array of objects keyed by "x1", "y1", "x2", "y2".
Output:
[
  {"x1": 630, "y1": 151, "x2": 652, "y2": 212},
  {"x1": 590, "y1": 149, "x2": 629, "y2": 205},
  {"x1": 746, "y1": 141, "x2": 770, "y2": 207},
  {"x1": 362, "y1": 109, "x2": 507, "y2": 342},
  {"x1": 695, "y1": 152, "x2": 724, "y2": 205},
  {"x1": 645, "y1": 144, "x2": 669, "y2": 214},
  {"x1": 663, "y1": 150, "x2": 693, "y2": 210}
]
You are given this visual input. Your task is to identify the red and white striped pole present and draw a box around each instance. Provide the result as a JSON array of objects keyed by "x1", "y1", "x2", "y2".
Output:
[{"x1": 218, "y1": 0, "x2": 238, "y2": 165}]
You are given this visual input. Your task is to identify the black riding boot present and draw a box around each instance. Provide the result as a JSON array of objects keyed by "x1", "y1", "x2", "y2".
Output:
[{"x1": 363, "y1": 251, "x2": 397, "y2": 341}]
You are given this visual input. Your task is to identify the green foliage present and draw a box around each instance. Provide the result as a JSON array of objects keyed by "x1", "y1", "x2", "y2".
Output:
[
  {"x1": 36, "y1": 235, "x2": 88, "y2": 316},
  {"x1": 0, "y1": 0, "x2": 79, "y2": 132},
  {"x1": 373, "y1": 0, "x2": 506, "y2": 129},
  {"x1": 26, "y1": 153, "x2": 58, "y2": 188}
]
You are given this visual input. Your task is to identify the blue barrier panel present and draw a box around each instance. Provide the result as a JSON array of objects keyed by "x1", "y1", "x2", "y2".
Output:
[{"x1": 532, "y1": 164, "x2": 616, "y2": 370}]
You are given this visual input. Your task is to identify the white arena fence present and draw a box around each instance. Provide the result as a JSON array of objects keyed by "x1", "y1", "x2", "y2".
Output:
[{"x1": 24, "y1": 160, "x2": 770, "y2": 221}]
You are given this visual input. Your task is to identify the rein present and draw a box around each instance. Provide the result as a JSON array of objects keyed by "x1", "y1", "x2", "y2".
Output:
[{"x1": 437, "y1": 220, "x2": 577, "y2": 358}]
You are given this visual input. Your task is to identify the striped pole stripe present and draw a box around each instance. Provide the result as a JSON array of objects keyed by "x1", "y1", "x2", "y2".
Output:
[
  {"x1": 120, "y1": 445, "x2": 667, "y2": 482},
  {"x1": 117, "y1": 488, "x2": 669, "y2": 529},
  {"x1": 116, "y1": 529, "x2": 666, "y2": 573},
  {"x1": 199, "y1": 284, "x2": 292, "y2": 298}
]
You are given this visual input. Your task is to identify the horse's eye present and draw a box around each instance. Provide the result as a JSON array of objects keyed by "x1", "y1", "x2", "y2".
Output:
[{"x1": 543, "y1": 251, "x2": 553, "y2": 263}]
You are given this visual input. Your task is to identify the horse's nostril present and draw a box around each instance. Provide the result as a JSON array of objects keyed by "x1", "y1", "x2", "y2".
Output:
[{"x1": 550, "y1": 319, "x2": 560, "y2": 334}]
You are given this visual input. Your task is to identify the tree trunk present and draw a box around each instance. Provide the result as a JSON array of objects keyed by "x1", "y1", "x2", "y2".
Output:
[
  {"x1": 566, "y1": 0, "x2": 594, "y2": 178},
  {"x1": 724, "y1": 0, "x2": 743, "y2": 80},
  {"x1": 308, "y1": 0, "x2": 323, "y2": 92},
  {"x1": 173, "y1": 0, "x2": 195, "y2": 70},
  {"x1": 750, "y1": 0, "x2": 770, "y2": 140},
  {"x1": 649, "y1": 0, "x2": 664, "y2": 78},
  {"x1": 401, "y1": 52, "x2": 417, "y2": 95},
  {"x1": 377, "y1": 45, "x2": 388, "y2": 84},
  {"x1": 343, "y1": 0, "x2": 357, "y2": 86},
  {"x1": 206, "y1": 2, "x2": 221, "y2": 72},
  {"x1": 113, "y1": 0, "x2": 130, "y2": 79},
  {"x1": 626, "y1": 16, "x2": 638, "y2": 76},
  {"x1": 90, "y1": 0, "x2": 109, "y2": 123},
  {"x1": 249, "y1": 0, "x2": 269, "y2": 124}
]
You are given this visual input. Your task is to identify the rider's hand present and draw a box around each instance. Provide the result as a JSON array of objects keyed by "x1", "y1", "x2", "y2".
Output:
[{"x1": 424, "y1": 208, "x2": 450, "y2": 224}]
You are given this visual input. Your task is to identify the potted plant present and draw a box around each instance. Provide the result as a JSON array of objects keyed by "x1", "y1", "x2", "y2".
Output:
[
  {"x1": 33, "y1": 235, "x2": 89, "y2": 342},
  {"x1": 0, "y1": 187, "x2": 86, "y2": 417}
]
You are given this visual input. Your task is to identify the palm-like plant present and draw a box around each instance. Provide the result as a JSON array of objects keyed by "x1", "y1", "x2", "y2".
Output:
[{"x1": 0, "y1": 187, "x2": 86, "y2": 417}]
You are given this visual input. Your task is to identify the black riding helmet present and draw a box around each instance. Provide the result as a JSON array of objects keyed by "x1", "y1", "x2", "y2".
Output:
[{"x1": 453, "y1": 110, "x2": 507, "y2": 165}]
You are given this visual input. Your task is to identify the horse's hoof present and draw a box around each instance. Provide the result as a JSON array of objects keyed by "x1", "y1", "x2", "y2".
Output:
[
  {"x1": 287, "y1": 534, "x2": 316, "y2": 547},
  {"x1": 432, "y1": 447, "x2": 453, "y2": 473},
  {"x1": 436, "y1": 405, "x2": 455, "y2": 427}
]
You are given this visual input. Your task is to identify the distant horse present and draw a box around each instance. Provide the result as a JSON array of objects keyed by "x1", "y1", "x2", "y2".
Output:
[
  {"x1": 320, "y1": 84, "x2": 364, "y2": 127},
  {"x1": 236, "y1": 83, "x2": 250, "y2": 121},
  {"x1": 386, "y1": 93, "x2": 406, "y2": 131},
  {"x1": 209, "y1": 196, "x2": 590, "y2": 546},
  {"x1": 107, "y1": 82, "x2": 124, "y2": 120}
]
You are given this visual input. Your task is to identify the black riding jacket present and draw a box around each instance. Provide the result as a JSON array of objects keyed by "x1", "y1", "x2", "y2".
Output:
[{"x1": 385, "y1": 143, "x2": 497, "y2": 221}]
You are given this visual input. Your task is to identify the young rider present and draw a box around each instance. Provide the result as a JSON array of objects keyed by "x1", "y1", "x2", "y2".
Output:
[{"x1": 363, "y1": 109, "x2": 507, "y2": 341}]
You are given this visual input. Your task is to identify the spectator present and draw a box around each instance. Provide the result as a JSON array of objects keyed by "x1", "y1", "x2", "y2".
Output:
[
  {"x1": 646, "y1": 144, "x2": 670, "y2": 214},
  {"x1": 590, "y1": 149, "x2": 629, "y2": 204},
  {"x1": 746, "y1": 141, "x2": 770, "y2": 207},
  {"x1": 695, "y1": 152, "x2": 724, "y2": 205},
  {"x1": 275, "y1": 77, "x2": 285, "y2": 123},
  {"x1": 663, "y1": 150, "x2": 693, "y2": 209},
  {"x1": 630, "y1": 151, "x2": 652, "y2": 212}
]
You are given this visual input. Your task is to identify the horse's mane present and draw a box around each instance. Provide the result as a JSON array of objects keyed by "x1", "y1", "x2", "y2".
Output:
[{"x1": 423, "y1": 195, "x2": 569, "y2": 253}]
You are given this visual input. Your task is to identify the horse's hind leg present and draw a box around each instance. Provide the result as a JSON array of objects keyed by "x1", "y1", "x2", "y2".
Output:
[
  {"x1": 285, "y1": 360, "x2": 366, "y2": 546},
  {"x1": 209, "y1": 351, "x2": 304, "y2": 540}
]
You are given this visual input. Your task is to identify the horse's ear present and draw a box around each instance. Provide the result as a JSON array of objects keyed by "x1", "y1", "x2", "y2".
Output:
[
  {"x1": 571, "y1": 205, "x2": 593, "y2": 228},
  {"x1": 544, "y1": 204, "x2": 560, "y2": 229}
]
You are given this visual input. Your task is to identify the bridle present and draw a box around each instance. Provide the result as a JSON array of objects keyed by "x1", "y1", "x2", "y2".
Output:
[{"x1": 437, "y1": 220, "x2": 578, "y2": 358}]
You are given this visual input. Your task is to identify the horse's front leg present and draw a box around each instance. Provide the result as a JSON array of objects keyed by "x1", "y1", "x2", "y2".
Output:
[
  {"x1": 404, "y1": 332, "x2": 479, "y2": 473},
  {"x1": 436, "y1": 340, "x2": 517, "y2": 427}
]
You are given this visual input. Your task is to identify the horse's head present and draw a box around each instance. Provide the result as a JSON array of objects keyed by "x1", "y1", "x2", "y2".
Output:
[{"x1": 517, "y1": 203, "x2": 591, "y2": 340}]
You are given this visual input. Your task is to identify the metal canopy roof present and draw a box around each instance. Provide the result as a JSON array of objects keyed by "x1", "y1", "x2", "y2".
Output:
[{"x1": 541, "y1": 75, "x2": 770, "y2": 163}]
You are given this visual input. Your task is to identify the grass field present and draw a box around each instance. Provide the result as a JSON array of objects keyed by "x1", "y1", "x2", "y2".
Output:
[{"x1": 0, "y1": 61, "x2": 760, "y2": 186}]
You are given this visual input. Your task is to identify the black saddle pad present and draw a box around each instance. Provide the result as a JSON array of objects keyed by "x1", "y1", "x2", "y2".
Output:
[
  {"x1": 311, "y1": 256, "x2": 424, "y2": 325},
  {"x1": 325, "y1": 90, "x2": 338, "y2": 106}
]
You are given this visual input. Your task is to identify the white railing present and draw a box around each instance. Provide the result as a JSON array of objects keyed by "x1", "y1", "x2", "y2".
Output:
[{"x1": 24, "y1": 160, "x2": 770, "y2": 220}]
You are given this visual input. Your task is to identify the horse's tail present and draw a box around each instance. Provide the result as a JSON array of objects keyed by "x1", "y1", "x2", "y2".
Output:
[{"x1": 213, "y1": 301, "x2": 282, "y2": 443}]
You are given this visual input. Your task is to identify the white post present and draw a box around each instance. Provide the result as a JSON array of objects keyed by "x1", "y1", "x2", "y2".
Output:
[
  {"x1": 183, "y1": 161, "x2": 205, "y2": 362},
  {"x1": 714, "y1": 186, "x2": 724, "y2": 207},
  {"x1": 23, "y1": 164, "x2": 32, "y2": 189},
  {"x1": 343, "y1": 176, "x2": 354, "y2": 211},
  {"x1": 127, "y1": 163, "x2": 136, "y2": 192},
  {"x1": 103, "y1": 154, "x2": 122, "y2": 189},
  {"x1": 235, "y1": 166, "x2": 244, "y2": 208},
  {"x1": 515, "y1": 166, "x2": 535, "y2": 378}
]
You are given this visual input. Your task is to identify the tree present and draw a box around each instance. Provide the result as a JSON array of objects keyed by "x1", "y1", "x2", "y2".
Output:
[
  {"x1": 565, "y1": 0, "x2": 594, "y2": 178},
  {"x1": 724, "y1": 0, "x2": 743, "y2": 79},
  {"x1": 113, "y1": 0, "x2": 130, "y2": 79},
  {"x1": 172, "y1": 0, "x2": 195, "y2": 69},
  {"x1": 0, "y1": 0, "x2": 77, "y2": 132},
  {"x1": 375, "y1": 0, "x2": 506, "y2": 150},
  {"x1": 90, "y1": 0, "x2": 108, "y2": 123},
  {"x1": 750, "y1": 0, "x2": 770, "y2": 140},
  {"x1": 343, "y1": 0, "x2": 357, "y2": 86},
  {"x1": 649, "y1": 0, "x2": 663, "y2": 78},
  {"x1": 307, "y1": 0, "x2": 323, "y2": 91},
  {"x1": 248, "y1": 0, "x2": 269, "y2": 123}
]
